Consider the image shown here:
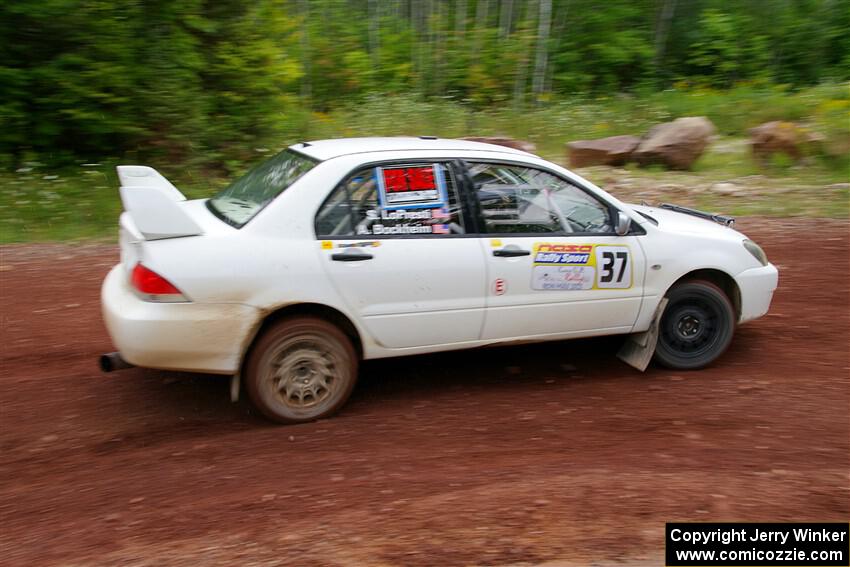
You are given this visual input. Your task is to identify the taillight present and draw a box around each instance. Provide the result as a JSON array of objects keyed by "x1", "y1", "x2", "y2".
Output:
[{"x1": 130, "y1": 263, "x2": 188, "y2": 302}]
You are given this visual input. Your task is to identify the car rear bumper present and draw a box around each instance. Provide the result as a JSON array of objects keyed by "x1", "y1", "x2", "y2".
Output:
[
  {"x1": 736, "y1": 263, "x2": 779, "y2": 324},
  {"x1": 101, "y1": 265, "x2": 261, "y2": 374}
]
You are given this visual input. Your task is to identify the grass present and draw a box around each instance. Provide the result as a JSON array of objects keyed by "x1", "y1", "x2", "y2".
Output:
[
  {"x1": 0, "y1": 164, "x2": 221, "y2": 243},
  {"x1": 1, "y1": 83, "x2": 848, "y2": 243}
]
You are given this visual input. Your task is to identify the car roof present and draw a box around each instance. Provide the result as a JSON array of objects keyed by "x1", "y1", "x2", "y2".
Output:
[{"x1": 290, "y1": 136, "x2": 534, "y2": 162}]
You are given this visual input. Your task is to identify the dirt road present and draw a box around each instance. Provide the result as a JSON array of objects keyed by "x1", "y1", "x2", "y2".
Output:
[{"x1": 1, "y1": 218, "x2": 848, "y2": 566}]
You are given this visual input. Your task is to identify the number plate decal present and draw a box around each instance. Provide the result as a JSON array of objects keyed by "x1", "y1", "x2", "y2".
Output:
[{"x1": 594, "y1": 245, "x2": 632, "y2": 289}]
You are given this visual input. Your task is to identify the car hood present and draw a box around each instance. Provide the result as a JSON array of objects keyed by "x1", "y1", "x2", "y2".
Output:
[{"x1": 628, "y1": 203, "x2": 746, "y2": 241}]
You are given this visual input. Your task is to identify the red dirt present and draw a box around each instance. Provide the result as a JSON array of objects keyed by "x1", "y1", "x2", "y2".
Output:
[{"x1": 1, "y1": 218, "x2": 848, "y2": 566}]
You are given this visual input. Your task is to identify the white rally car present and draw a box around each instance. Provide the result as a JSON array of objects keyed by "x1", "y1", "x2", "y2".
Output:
[{"x1": 101, "y1": 137, "x2": 778, "y2": 423}]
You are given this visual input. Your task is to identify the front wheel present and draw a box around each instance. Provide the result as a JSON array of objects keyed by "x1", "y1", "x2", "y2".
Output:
[
  {"x1": 654, "y1": 280, "x2": 735, "y2": 370},
  {"x1": 245, "y1": 317, "x2": 358, "y2": 424}
]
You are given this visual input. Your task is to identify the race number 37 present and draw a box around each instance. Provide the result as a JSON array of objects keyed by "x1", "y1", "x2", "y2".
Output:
[{"x1": 595, "y1": 246, "x2": 631, "y2": 289}]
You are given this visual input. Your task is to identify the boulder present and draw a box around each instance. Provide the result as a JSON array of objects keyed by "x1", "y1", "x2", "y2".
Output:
[
  {"x1": 634, "y1": 117, "x2": 716, "y2": 170},
  {"x1": 749, "y1": 121, "x2": 805, "y2": 164},
  {"x1": 566, "y1": 135, "x2": 641, "y2": 168},
  {"x1": 462, "y1": 136, "x2": 537, "y2": 154}
]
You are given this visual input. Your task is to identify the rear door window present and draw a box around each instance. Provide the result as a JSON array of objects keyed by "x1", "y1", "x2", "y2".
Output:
[{"x1": 315, "y1": 162, "x2": 466, "y2": 237}]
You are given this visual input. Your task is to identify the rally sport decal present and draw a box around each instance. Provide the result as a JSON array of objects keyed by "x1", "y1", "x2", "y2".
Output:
[{"x1": 531, "y1": 243, "x2": 632, "y2": 291}]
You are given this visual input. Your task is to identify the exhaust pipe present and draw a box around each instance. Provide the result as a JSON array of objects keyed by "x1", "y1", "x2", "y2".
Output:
[{"x1": 100, "y1": 352, "x2": 135, "y2": 373}]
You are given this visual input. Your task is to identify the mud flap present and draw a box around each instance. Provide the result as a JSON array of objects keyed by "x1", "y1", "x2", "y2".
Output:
[{"x1": 617, "y1": 298, "x2": 668, "y2": 372}]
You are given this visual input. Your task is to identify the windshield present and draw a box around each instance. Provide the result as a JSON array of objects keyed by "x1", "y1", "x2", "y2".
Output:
[{"x1": 208, "y1": 149, "x2": 317, "y2": 227}]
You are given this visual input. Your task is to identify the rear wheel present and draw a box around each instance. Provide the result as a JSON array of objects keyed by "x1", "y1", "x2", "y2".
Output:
[
  {"x1": 245, "y1": 317, "x2": 358, "y2": 424},
  {"x1": 654, "y1": 280, "x2": 735, "y2": 370}
]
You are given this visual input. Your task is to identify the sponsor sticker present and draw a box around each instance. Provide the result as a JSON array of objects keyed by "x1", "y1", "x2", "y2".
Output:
[
  {"x1": 336, "y1": 241, "x2": 381, "y2": 249},
  {"x1": 532, "y1": 265, "x2": 596, "y2": 290},
  {"x1": 531, "y1": 243, "x2": 632, "y2": 290}
]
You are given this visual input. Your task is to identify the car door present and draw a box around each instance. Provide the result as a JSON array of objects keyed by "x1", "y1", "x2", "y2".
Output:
[
  {"x1": 315, "y1": 160, "x2": 486, "y2": 349},
  {"x1": 462, "y1": 160, "x2": 646, "y2": 341}
]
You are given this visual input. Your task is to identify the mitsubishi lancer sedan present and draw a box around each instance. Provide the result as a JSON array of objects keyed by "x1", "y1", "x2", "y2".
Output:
[{"x1": 101, "y1": 137, "x2": 778, "y2": 423}]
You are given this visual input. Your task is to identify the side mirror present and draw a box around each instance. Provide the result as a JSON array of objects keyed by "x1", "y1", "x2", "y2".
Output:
[{"x1": 615, "y1": 211, "x2": 631, "y2": 236}]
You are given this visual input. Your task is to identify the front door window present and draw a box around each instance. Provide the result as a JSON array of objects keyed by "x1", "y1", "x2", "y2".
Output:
[{"x1": 468, "y1": 162, "x2": 612, "y2": 235}]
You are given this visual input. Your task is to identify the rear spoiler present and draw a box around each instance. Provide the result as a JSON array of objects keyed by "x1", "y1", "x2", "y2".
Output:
[{"x1": 117, "y1": 166, "x2": 203, "y2": 240}]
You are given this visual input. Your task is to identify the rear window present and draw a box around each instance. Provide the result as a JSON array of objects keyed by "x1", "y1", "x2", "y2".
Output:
[{"x1": 208, "y1": 149, "x2": 316, "y2": 227}]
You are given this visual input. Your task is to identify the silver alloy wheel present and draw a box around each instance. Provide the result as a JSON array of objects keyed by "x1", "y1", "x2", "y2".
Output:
[
  {"x1": 259, "y1": 332, "x2": 347, "y2": 417},
  {"x1": 246, "y1": 316, "x2": 358, "y2": 423},
  {"x1": 271, "y1": 341, "x2": 337, "y2": 409}
]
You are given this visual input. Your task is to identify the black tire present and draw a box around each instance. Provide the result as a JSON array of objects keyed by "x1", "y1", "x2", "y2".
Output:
[
  {"x1": 245, "y1": 317, "x2": 358, "y2": 424},
  {"x1": 654, "y1": 280, "x2": 735, "y2": 370}
]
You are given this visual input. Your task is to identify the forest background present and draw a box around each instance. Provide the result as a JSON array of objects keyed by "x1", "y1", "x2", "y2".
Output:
[{"x1": 1, "y1": 0, "x2": 848, "y2": 240}]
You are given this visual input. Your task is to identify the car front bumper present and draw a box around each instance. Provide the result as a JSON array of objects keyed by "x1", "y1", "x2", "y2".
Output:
[
  {"x1": 736, "y1": 263, "x2": 779, "y2": 324},
  {"x1": 101, "y1": 265, "x2": 262, "y2": 374}
]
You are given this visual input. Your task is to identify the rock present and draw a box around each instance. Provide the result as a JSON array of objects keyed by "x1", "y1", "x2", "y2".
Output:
[
  {"x1": 461, "y1": 136, "x2": 537, "y2": 154},
  {"x1": 634, "y1": 117, "x2": 716, "y2": 170},
  {"x1": 749, "y1": 121, "x2": 806, "y2": 164},
  {"x1": 566, "y1": 135, "x2": 641, "y2": 168}
]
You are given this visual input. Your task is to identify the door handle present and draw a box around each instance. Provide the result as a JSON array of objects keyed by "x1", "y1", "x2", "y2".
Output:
[
  {"x1": 493, "y1": 248, "x2": 531, "y2": 257},
  {"x1": 331, "y1": 251, "x2": 374, "y2": 262}
]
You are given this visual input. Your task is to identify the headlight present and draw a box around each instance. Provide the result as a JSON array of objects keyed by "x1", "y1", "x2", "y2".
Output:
[{"x1": 743, "y1": 239, "x2": 768, "y2": 266}]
